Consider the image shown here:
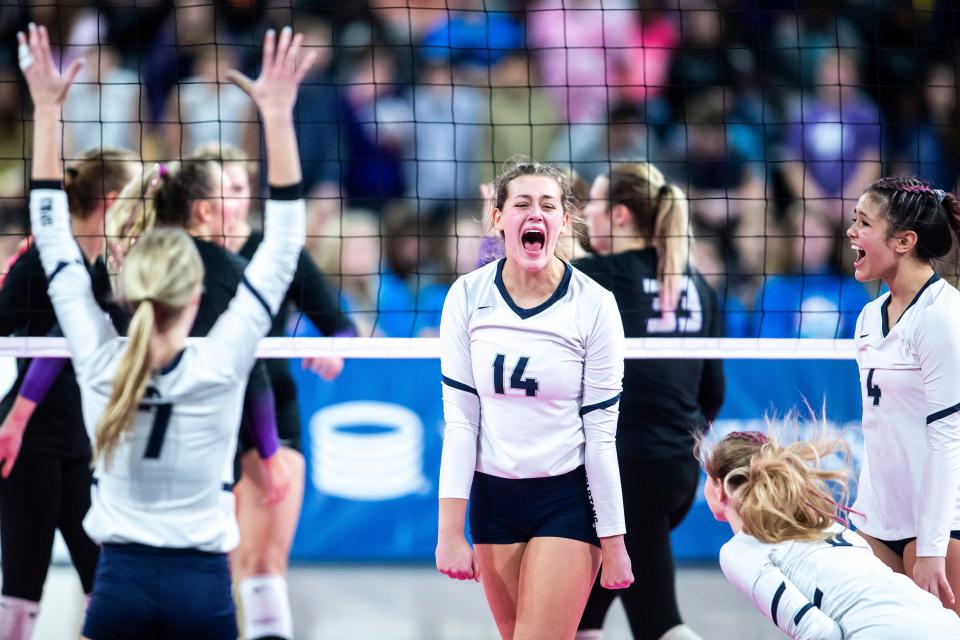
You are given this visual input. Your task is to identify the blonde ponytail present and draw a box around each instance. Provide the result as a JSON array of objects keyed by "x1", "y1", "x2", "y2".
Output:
[
  {"x1": 96, "y1": 300, "x2": 154, "y2": 464},
  {"x1": 605, "y1": 163, "x2": 693, "y2": 315},
  {"x1": 698, "y1": 419, "x2": 855, "y2": 544},
  {"x1": 95, "y1": 228, "x2": 204, "y2": 467}
]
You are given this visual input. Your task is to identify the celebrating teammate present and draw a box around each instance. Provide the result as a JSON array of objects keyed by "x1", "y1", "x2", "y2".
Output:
[
  {"x1": 575, "y1": 163, "x2": 724, "y2": 640},
  {"x1": 846, "y1": 177, "x2": 960, "y2": 611},
  {"x1": 0, "y1": 147, "x2": 137, "y2": 640},
  {"x1": 435, "y1": 158, "x2": 632, "y2": 639},
  {"x1": 191, "y1": 142, "x2": 355, "y2": 640},
  {"x1": 701, "y1": 427, "x2": 960, "y2": 639},
  {"x1": 20, "y1": 22, "x2": 312, "y2": 639}
]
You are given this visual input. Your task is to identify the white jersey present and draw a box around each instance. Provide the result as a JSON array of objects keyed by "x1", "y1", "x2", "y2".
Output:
[
  {"x1": 437, "y1": 259, "x2": 626, "y2": 537},
  {"x1": 29, "y1": 184, "x2": 304, "y2": 553},
  {"x1": 721, "y1": 524, "x2": 960, "y2": 639},
  {"x1": 852, "y1": 275, "x2": 960, "y2": 556}
]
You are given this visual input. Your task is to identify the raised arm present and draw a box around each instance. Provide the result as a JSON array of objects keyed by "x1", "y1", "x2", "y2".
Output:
[
  {"x1": 21, "y1": 24, "x2": 115, "y2": 368},
  {"x1": 203, "y1": 28, "x2": 313, "y2": 377}
]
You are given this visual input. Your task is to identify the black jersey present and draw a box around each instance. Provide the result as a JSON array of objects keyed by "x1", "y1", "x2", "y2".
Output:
[
  {"x1": 238, "y1": 231, "x2": 353, "y2": 412},
  {"x1": 573, "y1": 248, "x2": 725, "y2": 460},
  {"x1": 0, "y1": 245, "x2": 90, "y2": 456}
]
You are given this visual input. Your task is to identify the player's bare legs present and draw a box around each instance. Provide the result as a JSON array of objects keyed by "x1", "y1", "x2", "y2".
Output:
[
  {"x1": 231, "y1": 447, "x2": 305, "y2": 638},
  {"x1": 903, "y1": 538, "x2": 960, "y2": 615},
  {"x1": 858, "y1": 531, "x2": 905, "y2": 574},
  {"x1": 513, "y1": 537, "x2": 601, "y2": 640},
  {"x1": 474, "y1": 542, "x2": 525, "y2": 639}
]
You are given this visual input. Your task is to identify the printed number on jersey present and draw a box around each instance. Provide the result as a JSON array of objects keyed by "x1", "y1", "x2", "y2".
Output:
[
  {"x1": 140, "y1": 387, "x2": 173, "y2": 459},
  {"x1": 644, "y1": 276, "x2": 703, "y2": 334},
  {"x1": 493, "y1": 354, "x2": 539, "y2": 397}
]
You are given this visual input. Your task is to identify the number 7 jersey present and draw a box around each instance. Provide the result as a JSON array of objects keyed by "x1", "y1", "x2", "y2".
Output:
[
  {"x1": 852, "y1": 274, "x2": 960, "y2": 556},
  {"x1": 438, "y1": 259, "x2": 627, "y2": 537}
]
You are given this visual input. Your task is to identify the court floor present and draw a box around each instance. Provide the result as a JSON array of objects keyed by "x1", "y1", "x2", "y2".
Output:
[{"x1": 32, "y1": 562, "x2": 780, "y2": 639}]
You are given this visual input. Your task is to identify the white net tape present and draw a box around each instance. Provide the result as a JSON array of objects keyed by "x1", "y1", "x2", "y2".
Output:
[{"x1": 0, "y1": 337, "x2": 856, "y2": 360}]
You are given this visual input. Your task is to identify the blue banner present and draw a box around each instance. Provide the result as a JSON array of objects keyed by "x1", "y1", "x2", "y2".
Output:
[{"x1": 291, "y1": 358, "x2": 863, "y2": 562}]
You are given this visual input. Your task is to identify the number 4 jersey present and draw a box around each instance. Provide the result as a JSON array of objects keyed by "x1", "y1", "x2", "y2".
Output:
[
  {"x1": 853, "y1": 274, "x2": 960, "y2": 556},
  {"x1": 438, "y1": 258, "x2": 627, "y2": 537}
]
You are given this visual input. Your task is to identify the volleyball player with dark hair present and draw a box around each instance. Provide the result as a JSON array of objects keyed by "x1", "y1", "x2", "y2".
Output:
[
  {"x1": 847, "y1": 176, "x2": 960, "y2": 613},
  {"x1": 574, "y1": 163, "x2": 724, "y2": 640},
  {"x1": 436, "y1": 158, "x2": 633, "y2": 639},
  {"x1": 19, "y1": 22, "x2": 313, "y2": 638},
  {"x1": 0, "y1": 147, "x2": 138, "y2": 640},
  {"x1": 191, "y1": 142, "x2": 355, "y2": 640}
]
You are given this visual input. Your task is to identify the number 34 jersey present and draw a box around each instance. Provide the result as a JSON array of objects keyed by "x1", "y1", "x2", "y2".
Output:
[
  {"x1": 438, "y1": 258, "x2": 627, "y2": 537},
  {"x1": 852, "y1": 274, "x2": 960, "y2": 556}
]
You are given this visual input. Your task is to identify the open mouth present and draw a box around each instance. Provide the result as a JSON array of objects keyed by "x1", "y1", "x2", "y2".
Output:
[
  {"x1": 521, "y1": 229, "x2": 545, "y2": 254},
  {"x1": 852, "y1": 243, "x2": 866, "y2": 267}
]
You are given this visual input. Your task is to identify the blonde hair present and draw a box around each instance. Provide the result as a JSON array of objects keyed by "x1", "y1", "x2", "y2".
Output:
[
  {"x1": 604, "y1": 162, "x2": 693, "y2": 314},
  {"x1": 95, "y1": 228, "x2": 204, "y2": 466},
  {"x1": 490, "y1": 157, "x2": 584, "y2": 261},
  {"x1": 191, "y1": 142, "x2": 257, "y2": 179},
  {"x1": 697, "y1": 419, "x2": 855, "y2": 544}
]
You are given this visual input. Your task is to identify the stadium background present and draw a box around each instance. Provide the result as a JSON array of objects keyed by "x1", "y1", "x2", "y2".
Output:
[{"x1": 0, "y1": 1, "x2": 955, "y2": 636}]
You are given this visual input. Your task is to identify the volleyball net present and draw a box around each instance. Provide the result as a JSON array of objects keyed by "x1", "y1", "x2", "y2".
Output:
[{"x1": 2, "y1": 2, "x2": 958, "y2": 360}]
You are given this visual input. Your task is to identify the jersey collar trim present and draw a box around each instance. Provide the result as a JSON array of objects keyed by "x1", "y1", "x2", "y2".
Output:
[
  {"x1": 881, "y1": 272, "x2": 940, "y2": 337},
  {"x1": 494, "y1": 258, "x2": 573, "y2": 320},
  {"x1": 159, "y1": 349, "x2": 185, "y2": 375}
]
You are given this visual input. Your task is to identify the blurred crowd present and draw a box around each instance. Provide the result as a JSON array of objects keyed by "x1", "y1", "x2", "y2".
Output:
[{"x1": 1, "y1": 0, "x2": 958, "y2": 339}]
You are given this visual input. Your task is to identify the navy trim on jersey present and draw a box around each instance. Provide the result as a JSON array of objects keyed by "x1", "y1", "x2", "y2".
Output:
[
  {"x1": 881, "y1": 273, "x2": 940, "y2": 337},
  {"x1": 928, "y1": 401, "x2": 960, "y2": 424},
  {"x1": 221, "y1": 482, "x2": 234, "y2": 492},
  {"x1": 494, "y1": 258, "x2": 572, "y2": 320},
  {"x1": 442, "y1": 375, "x2": 478, "y2": 396},
  {"x1": 793, "y1": 603, "x2": 814, "y2": 625},
  {"x1": 813, "y1": 588, "x2": 823, "y2": 608},
  {"x1": 579, "y1": 394, "x2": 621, "y2": 416},
  {"x1": 48, "y1": 259, "x2": 83, "y2": 284},
  {"x1": 241, "y1": 275, "x2": 271, "y2": 317},
  {"x1": 91, "y1": 476, "x2": 99, "y2": 486},
  {"x1": 770, "y1": 581, "x2": 786, "y2": 627},
  {"x1": 159, "y1": 350, "x2": 185, "y2": 375}
]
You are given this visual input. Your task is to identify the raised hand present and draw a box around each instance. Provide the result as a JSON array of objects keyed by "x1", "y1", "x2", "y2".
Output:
[
  {"x1": 226, "y1": 26, "x2": 317, "y2": 118},
  {"x1": 17, "y1": 23, "x2": 83, "y2": 108}
]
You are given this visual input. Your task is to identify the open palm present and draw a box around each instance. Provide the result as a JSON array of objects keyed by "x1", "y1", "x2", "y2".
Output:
[
  {"x1": 18, "y1": 23, "x2": 82, "y2": 108},
  {"x1": 227, "y1": 27, "x2": 317, "y2": 118}
]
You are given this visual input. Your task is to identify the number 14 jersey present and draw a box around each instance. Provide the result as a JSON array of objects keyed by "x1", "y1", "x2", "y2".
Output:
[
  {"x1": 438, "y1": 258, "x2": 627, "y2": 537},
  {"x1": 852, "y1": 274, "x2": 960, "y2": 556}
]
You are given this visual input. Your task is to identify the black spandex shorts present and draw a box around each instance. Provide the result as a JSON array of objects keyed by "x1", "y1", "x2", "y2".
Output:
[
  {"x1": 469, "y1": 465, "x2": 600, "y2": 547},
  {"x1": 877, "y1": 530, "x2": 960, "y2": 558}
]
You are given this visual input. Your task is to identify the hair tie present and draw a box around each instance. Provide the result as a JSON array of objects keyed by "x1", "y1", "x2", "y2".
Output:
[
  {"x1": 150, "y1": 163, "x2": 169, "y2": 188},
  {"x1": 727, "y1": 431, "x2": 769, "y2": 446}
]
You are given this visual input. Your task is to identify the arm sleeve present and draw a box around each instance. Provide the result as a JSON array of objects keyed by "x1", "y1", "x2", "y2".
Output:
[
  {"x1": 914, "y1": 296, "x2": 960, "y2": 557},
  {"x1": 720, "y1": 539, "x2": 844, "y2": 640},
  {"x1": 29, "y1": 185, "x2": 116, "y2": 370},
  {"x1": 581, "y1": 292, "x2": 626, "y2": 537},
  {"x1": 288, "y1": 250, "x2": 356, "y2": 336},
  {"x1": 240, "y1": 361, "x2": 280, "y2": 459},
  {"x1": 437, "y1": 278, "x2": 480, "y2": 500},
  {"x1": 19, "y1": 357, "x2": 67, "y2": 403},
  {"x1": 203, "y1": 189, "x2": 306, "y2": 380}
]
